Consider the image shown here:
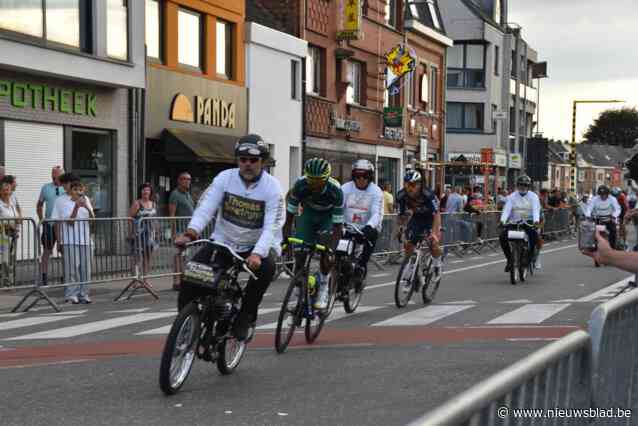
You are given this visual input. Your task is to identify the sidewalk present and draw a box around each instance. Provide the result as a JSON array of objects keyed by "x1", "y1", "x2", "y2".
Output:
[{"x1": 0, "y1": 276, "x2": 178, "y2": 313}]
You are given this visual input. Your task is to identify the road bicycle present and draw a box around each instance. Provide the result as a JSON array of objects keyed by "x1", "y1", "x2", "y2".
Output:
[
  {"x1": 333, "y1": 223, "x2": 373, "y2": 313},
  {"x1": 504, "y1": 221, "x2": 537, "y2": 285},
  {"x1": 394, "y1": 231, "x2": 441, "y2": 308},
  {"x1": 159, "y1": 240, "x2": 257, "y2": 395},
  {"x1": 274, "y1": 237, "x2": 335, "y2": 353},
  {"x1": 591, "y1": 216, "x2": 615, "y2": 267}
]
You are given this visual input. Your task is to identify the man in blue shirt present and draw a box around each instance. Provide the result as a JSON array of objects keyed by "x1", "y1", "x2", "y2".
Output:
[{"x1": 36, "y1": 166, "x2": 65, "y2": 285}]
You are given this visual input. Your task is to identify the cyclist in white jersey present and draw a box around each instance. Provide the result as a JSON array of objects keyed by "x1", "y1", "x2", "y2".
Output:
[{"x1": 585, "y1": 185, "x2": 620, "y2": 249}]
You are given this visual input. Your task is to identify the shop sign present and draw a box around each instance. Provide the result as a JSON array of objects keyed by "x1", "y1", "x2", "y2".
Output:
[
  {"x1": 480, "y1": 148, "x2": 494, "y2": 164},
  {"x1": 509, "y1": 153, "x2": 522, "y2": 169},
  {"x1": 383, "y1": 107, "x2": 403, "y2": 127},
  {"x1": 384, "y1": 126, "x2": 404, "y2": 141},
  {"x1": 334, "y1": 117, "x2": 360, "y2": 132},
  {"x1": 336, "y1": 0, "x2": 361, "y2": 41},
  {"x1": 494, "y1": 149, "x2": 507, "y2": 167},
  {"x1": 0, "y1": 79, "x2": 97, "y2": 117},
  {"x1": 447, "y1": 152, "x2": 481, "y2": 162},
  {"x1": 171, "y1": 93, "x2": 236, "y2": 129},
  {"x1": 419, "y1": 137, "x2": 428, "y2": 162}
]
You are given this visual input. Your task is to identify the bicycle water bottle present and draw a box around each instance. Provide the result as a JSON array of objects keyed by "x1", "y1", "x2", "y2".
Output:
[{"x1": 308, "y1": 274, "x2": 317, "y2": 296}]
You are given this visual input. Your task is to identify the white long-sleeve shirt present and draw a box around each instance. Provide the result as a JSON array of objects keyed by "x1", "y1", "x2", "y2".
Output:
[
  {"x1": 585, "y1": 195, "x2": 621, "y2": 219},
  {"x1": 341, "y1": 181, "x2": 384, "y2": 231},
  {"x1": 188, "y1": 169, "x2": 284, "y2": 258},
  {"x1": 500, "y1": 191, "x2": 541, "y2": 224}
]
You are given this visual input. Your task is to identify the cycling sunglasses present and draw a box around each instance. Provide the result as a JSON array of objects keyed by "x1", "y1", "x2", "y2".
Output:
[
  {"x1": 239, "y1": 157, "x2": 259, "y2": 164},
  {"x1": 236, "y1": 144, "x2": 262, "y2": 157}
]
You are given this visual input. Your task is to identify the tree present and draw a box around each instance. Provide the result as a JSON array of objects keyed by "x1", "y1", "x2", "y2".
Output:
[{"x1": 583, "y1": 107, "x2": 638, "y2": 148}]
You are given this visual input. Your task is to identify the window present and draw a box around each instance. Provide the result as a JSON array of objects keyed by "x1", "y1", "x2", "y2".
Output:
[
  {"x1": 446, "y1": 102, "x2": 484, "y2": 131},
  {"x1": 306, "y1": 45, "x2": 322, "y2": 95},
  {"x1": 406, "y1": 70, "x2": 415, "y2": 108},
  {"x1": 492, "y1": 104, "x2": 498, "y2": 133},
  {"x1": 427, "y1": 0, "x2": 441, "y2": 30},
  {"x1": 430, "y1": 66, "x2": 438, "y2": 113},
  {"x1": 420, "y1": 68, "x2": 429, "y2": 105},
  {"x1": 291, "y1": 60, "x2": 299, "y2": 100},
  {"x1": 0, "y1": 0, "x2": 92, "y2": 50},
  {"x1": 384, "y1": 0, "x2": 397, "y2": 28},
  {"x1": 346, "y1": 61, "x2": 362, "y2": 105},
  {"x1": 145, "y1": 0, "x2": 160, "y2": 59},
  {"x1": 494, "y1": 0, "x2": 501, "y2": 24},
  {"x1": 446, "y1": 43, "x2": 485, "y2": 88},
  {"x1": 178, "y1": 8, "x2": 201, "y2": 69},
  {"x1": 216, "y1": 19, "x2": 233, "y2": 79},
  {"x1": 494, "y1": 45, "x2": 500, "y2": 76},
  {"x1": 107, "y1": 0, "x2": 128, "y2": 60}
]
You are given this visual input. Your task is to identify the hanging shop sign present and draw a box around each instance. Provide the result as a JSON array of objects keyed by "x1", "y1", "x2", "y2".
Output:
[
  {"x1": 419, "y1": 137, "x2": 428, "y2": 162},
  {"x1": 384, "y1": 127, "x2": 404, "y2": 141},
  {"x1": 334, "y1": 117, "x2": 361, "y2": 132},
  {"x1": 480, "y1": 148, "x2": 494, "y2": 164},
  {"x1": 170, "y1": 93, "x2": 236, "y2": 129},
  {"x1": 0, "y1": 79, "x2": 97, "y2": 117},
  {"x1": 383, "y1": 107, "x2": 403, "y2": 127},
  {"x1": 336, "y1": 0, "x2": 361, "y2": 41},
  {"x1": 385, "y1": 44, "x2": 416, "y2": 95},
  {"x1": 509, "y1": 153, "x2": 522, "y2": 169},
  {"x1": 494, "y1": 149, "x2": 507, "y2": 167}
]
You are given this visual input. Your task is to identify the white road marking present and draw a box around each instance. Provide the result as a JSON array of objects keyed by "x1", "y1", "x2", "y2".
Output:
[
  {"x1": 470, "y1": 257, "x2": 483, "y2": 260},
  {"x1": 488, "y1": 253, "x2": 501, "y2": 257},
  {"x1": 51, "y1": 310, "x2": 88, "y2": 316},
  {"x1": 137, "y1": 307, "x2": 282, "y2": 335},
  {"x1": 0, "y1": 359, "x2": 95, "y2": 370},
  {"x1": 0, "y1": 315, "x2": 80, "y2": 331},
  {"x1": 550, "y1": 299, "x2": 578, "y2": 303},
  {"x1": 0, "y1": 313, "x2": 23, "y2": 318},
  {"x1": 576, "y1": 276, "x2": 634, "y2": 302},
  {"x1": 501, "y1": 299, "x2": 533, "y2": 304},
  {"x1": 450, "y1": 260, "x2": 464, "y2": 264},
  {"x1": 369, "y1": 273, "x2": 390, "y2": 278},
  {"x1": 507, "y1": 338, "x2": 559, "y2": 342},
  {"x1": 372, "y1": 305, "x2": 474, "y2": 327},
  {"x1": 487, "y1": 304, "x2": 570, "y2": 325},
  {"x1": 106, "y1": 308, "x2": 150, "y2": 314},
  {"x1": 256, "y1": 306, "x2": 383, "y2": 330},
  {"x1": 7, "y1": 312, "x2": 177, "y2": 340},
  {"x1": 442, "y1": 300, "x2": 477, "y2": 305}
]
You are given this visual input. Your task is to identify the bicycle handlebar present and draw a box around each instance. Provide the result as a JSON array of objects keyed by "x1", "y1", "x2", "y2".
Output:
[{"x1": 185, "y1": 239, "x2": 258, "y2": 280}]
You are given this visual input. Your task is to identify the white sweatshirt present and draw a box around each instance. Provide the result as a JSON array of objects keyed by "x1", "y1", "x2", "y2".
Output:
[
  {"x1": 500, "y1": 191, "x2": 541, "y2": 224},
  {"x1": 188, "y1": 169, "x2": 284, "y2": 257},
  {"x1": 341, "y1": 181, "x2": 384, "y2": 231},
  {"x1": 585, "y1": 195, "x2": 621, "y2": 219}
]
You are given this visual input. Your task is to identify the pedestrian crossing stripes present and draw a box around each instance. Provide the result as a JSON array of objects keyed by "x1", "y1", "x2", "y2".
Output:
[
  {"x1": 257, "y1": 306, "x2": 383, "y2": 330},
  {"x1": 0, "y1": 315, "x2": 79, "y2": 331},
  {"x1": 487, "y1": 304, "x2": 570, "y2": 325},
  {"x1": 372, "y1": 305, "x2": 473, "y2": 327}
]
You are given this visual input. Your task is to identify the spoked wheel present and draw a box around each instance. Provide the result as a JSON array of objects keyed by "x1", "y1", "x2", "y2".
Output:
[
  {"x1": 395, "y1": 254, "x2": 417, "y2": 308},
  {"x1": 326, "y1": 273, "x2": 338, "y2": 318},
  {"x1": 305, "y1": 307, "x2": 327, "y2": 344},
  {"x1": 519, "y1": 247, "x2": 528, "y2": 283},
  {"x1": 274, "y1": 276, "x2": 303, "y2": 354},
  {"x1": 421, "y1": 256, "x2": 439, "y2": 305},
  {"x1": 344, "y1": 277, "x2": 363, "y2": 313},
  {"x1": 510, "y1": 244, "x2": 519, "y2": 285},
  {"x1": 159, "y1": 302, "x2": 201, "y2": 395},
  {"x1": 217, "y1": 335, "x2": 247, "y2": 375}
]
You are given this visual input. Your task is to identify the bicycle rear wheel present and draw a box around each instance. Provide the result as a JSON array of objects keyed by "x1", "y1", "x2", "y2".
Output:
[
  {"x1": 275, "y1": 276, "x2": 303, "y2": 354},
  {"x1": 421, "y1": 255, "x2": 438, "y2": 304},
  {"x1": 344, "y1": 277, "x2": 363, "y2": 313},
  {"x1": 395, "y1": 254, "x2": 417, "y2": 308},
  {"x1": 510, "y1": 244, "x2": 519, "y2": 285},
  {"x1": 217, "y1": 335, "x2": 247, "y2": 375},
  {"x1": 159, "y1": 302, "x2": 201, "y2": 395},
  {"x1": 305, "y1": 308, "x2": 327, "y2": 344},
  {"x1": 519, "y1": 247, "x2": 528, "y2": 283}
]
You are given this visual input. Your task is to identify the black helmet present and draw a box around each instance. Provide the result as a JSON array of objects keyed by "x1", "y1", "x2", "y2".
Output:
[
  {"x1": 235, "y1": 134, "x2": 269, "y2": 159},
  {"x1": 598, "y1": 185, "x2": 610, "y2": 196},
  {"x1": 516, "y1": 175, "x2": 531, "y2": 187}
]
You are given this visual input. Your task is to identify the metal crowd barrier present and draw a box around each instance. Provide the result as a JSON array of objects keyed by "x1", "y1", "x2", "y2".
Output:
[
  {"x1": 409, "y1": 331, "x2": 592, "y2": 426},
  {"x1": 589, "y1": 288, "x2": 638, "y2": 423}
]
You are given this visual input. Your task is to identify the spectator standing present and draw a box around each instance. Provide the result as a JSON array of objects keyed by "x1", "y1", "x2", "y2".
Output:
[
  {"x1": 168, "y1": 172, "x2": 194, "y2": 290},
  {"x1": 0, "y1": 181, "x2": 18, "y2": 287},
  {"x1": 548, "y1": 189, "x2": 562, "y2": 208},
  {"x1": 52, "y1": 180, "x2": 95, "y2": 303},
  {"x1": 445, "y1": 187, "x2": 464, "y2": 213},
  {"x1": 382, "y1": 182, "x2": 394, "y2": 214},
  {"x1": 36, "y1": 166, "x2": 65, "y2": 286},
  {"x1": 129, "y1": 183, "x2": 158, "y2": 288},
  {"x1": 3, "y1": 175, "x2": 22, "y2": 217}
]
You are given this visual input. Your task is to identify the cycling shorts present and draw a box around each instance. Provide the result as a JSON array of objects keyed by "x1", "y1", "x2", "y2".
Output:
[{"x1": 406, "y1": 217, "x2": 432, "y2": 245}]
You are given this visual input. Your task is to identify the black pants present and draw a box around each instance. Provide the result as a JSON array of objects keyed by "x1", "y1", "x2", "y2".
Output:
[
  {"x1": 357, "y1": 227, "x2": 379, "y2": 267},
  {"x1": 600, "y1": 221, "x2": 617, "y2": 249},
  {"x1": 499, "y1": 227, "x2": 538, "y2": 264},
  {"x1": 189, "y1": 244, "x2": 275, "y2": 323}
]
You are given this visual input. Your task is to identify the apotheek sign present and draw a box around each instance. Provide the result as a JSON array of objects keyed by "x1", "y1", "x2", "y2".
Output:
[
  {"x1": 171, "y1": 93, "x2": 236, "y2": 129},
  {"x1": 0, "y1": 79, "x2": 97, "y2": 117}
]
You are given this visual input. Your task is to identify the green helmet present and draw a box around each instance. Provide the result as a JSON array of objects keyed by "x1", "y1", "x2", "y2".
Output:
[{"x1": 304, "y1": 158, "x2": 331, "y2": 179}]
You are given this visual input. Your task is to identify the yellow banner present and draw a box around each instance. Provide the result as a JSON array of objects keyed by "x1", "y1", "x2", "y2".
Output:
[{"x1": 337, "y1": 0, "x2": 361, "y2": 40}]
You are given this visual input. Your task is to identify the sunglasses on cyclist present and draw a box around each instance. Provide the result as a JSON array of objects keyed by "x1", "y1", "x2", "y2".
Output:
[
  {"x1": 236, "y1": 144, "x2": 262, "y2": 157},
  {"x1": 239, "y1": 157, "x2": 259, "y2": 164}
]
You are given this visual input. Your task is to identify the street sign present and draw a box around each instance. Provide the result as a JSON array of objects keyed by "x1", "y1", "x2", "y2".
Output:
[{"x1": 493, "y1": 112, "x2": 508, "y2": 120}]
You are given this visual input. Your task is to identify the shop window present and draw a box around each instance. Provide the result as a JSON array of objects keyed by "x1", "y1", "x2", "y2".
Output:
[
  {"x1": 145, "y1": 0, "x2": 161, "y2": 60},
  {"x1": 346, "y1": 61, "x2": 362, "y2": 105},
  {"x1": 0, "y1": 0, "x2": 93, "y2": 51},
  {"x1": 107, "y1": 0, "x2": 128, "y2": 60},
  {"x1": 216, "y1": 19, "x2": 233, "y2": 79},
  {"x1": 178, "y1": 7, "x2": 202, "y2": 69},
  {"x1": 69, "y1": 129, "x2": 114, "y2": 217}
]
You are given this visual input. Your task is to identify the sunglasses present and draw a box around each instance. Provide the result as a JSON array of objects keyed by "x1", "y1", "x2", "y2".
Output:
[
  {"x1": 239, "y1": 157, "x2": 259, "y2": 164},
  {"x1": 353, "y1": 174, "x2": 369, "y2": 180},
  {"x1": 237, "y1": 144, "x2": 262, "y2": 157}
]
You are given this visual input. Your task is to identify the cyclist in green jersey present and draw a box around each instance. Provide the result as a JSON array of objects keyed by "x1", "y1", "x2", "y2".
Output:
[{"x1": 283, "y1": 158, "x2": 344, "y2": 309}]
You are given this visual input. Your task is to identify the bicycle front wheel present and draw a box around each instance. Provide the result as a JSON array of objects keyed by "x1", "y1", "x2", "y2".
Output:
[
  {"x1": 217, "y1": 335, "x2": 247, "y2": 375},
  {"x1": 305, "y1": 308, "x2": 327, "y2": 344},
  {"x1": 421, "y1": 255, "x2": 439, "y2": 305},
  {"x1": 275, "y1": 276, "x2": 303, "y2": 354},
  {"x1": 159, "y1": 302, "x2": 201, "y2": 395},
  {"x1": 510, "y1": 244, "x2": 519, "y2": 285},
  {"x1": 395, "y1": 254, "x2": 417, "y2": 308}
]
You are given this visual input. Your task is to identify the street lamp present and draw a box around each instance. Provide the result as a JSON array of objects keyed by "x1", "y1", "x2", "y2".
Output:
[{"x1": 570, "y1": 99, "x2": 625, "y2": 193}]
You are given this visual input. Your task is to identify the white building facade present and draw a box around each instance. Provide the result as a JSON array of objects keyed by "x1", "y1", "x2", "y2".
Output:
[{"x1": 245, "y1": 22, "x2": 306, "y2": 192}]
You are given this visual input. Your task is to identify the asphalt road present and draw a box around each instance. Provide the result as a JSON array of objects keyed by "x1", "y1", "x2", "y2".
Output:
[{"x1": 0, "y1": 237, "x2": 632, "y2": 426}]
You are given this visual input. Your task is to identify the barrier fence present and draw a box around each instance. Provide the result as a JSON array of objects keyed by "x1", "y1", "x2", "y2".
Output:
[
  {"x1": 409, "y1": 285, "x2": 638, "y2": 426},
  {"x1": 1, "y1": 209, "x2": 575, "y2": 312}
]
